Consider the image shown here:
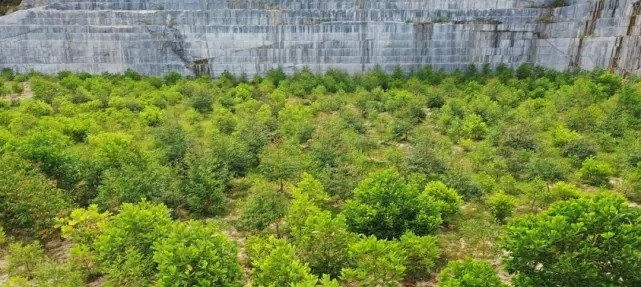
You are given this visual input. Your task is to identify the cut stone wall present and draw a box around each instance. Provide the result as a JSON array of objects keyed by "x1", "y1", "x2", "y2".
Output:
[{"x1": 1, "y1": 0, "x2": 640, "y2": 76}]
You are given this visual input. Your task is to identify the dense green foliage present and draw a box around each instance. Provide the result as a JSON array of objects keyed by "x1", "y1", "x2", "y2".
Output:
[
  {"x1": 0, "y1": 0, "x2": 20, "y2": 16},
  {"x1": 438, "y1": 258, "x2": 505, "y2": 287},
  {"x1": 342, "y1": 170, "x2": 443, "y2": 239},
  {"x1": 502, "y1": 193, "x2": 641, "y2": 286},
  {"x1": 153, "y1": 221, "x2": 243, "y2": 287},
  {"x1": 340, "y1": 235, "x2": 407, "y2": 287},
  {"x1": 485, "y1": 193, "x2": 517, "y2": 224},
  {"x1": 1, "y1": 65, "x2": 640, "y2": 286}
]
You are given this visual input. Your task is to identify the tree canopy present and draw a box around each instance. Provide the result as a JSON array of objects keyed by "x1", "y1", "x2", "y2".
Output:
[{"x1": 1, "y1": 66, "x2": 640, "y2": 286}]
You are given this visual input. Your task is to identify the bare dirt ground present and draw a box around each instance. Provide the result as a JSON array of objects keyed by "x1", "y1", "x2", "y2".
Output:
[
  {"x1": 0, "y1": 258, "x2": 7, "y2": 285},
  {"x1": 3, "y1": 81, "x2": 33, "y2": 101}
]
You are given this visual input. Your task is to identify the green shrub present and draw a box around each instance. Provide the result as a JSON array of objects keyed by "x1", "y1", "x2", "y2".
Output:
[
  {"x1": 502, "y1": 194, "x2": 641, "y2": 286},
  {"x1": 239, "y1": 186, "x2": 288, "y2": 232},
  {"x1": 485, "y1": 192, "x2": 517, "y2": 224},
  {"x1": 153, "y1": 221, "x2": 243, "y2": 287},
  {"x1": 423, "y1": 181, "x2": 462, "y2": 224},
  {"x1": 2, "y1": 277, "x2": 30, "y2": 287},
  {"x1": 95, "y1": 161, "x2": 179, "y2": 210},
  {"x1": 32, "y1": 261, "x2": 84, "y2": 287},
  {"x1": 291, "y1": 211, "x2": 356, "y2": 278},
  {"x1": 58, "y1": 205, "x2": 110, "y2": 279},
  {"x1": 182, "y1": 151, "x2": 230, "y2": 217},
  {"x1": 462, "y1": 114, "x2": 488, "y2": 140},
  {"x1": 0, "y1": 225, "x2": 6, "y2": 247},
  {"x1": 248, "y1": 236, "x2": 317, "y2": 287},
  {"x1": 6, "y1": 241, "x2": 47, "y2": 278},
  {"x1": 548, "y1": 181, "x2": 581, "y2": 202},
  {"x1": 340, "y1": 236, "x2": 407, "y2": 287},
  {"x1": 579, "y1": 158, "x2": 613, "y2": 187},
  {"x1": 399, "y1": 232, "x2": 439, "y2": 280},
  {"x1": 0, "y1": 154, "x2": 71, "y2": 239},
  {"x1": 93, "y1": 201, "x2": 173, "y2": 286},
  {"x1": 561, "y1": 138, "x2": 597, "y2": 164},
  {"x1": 342, "y1": 170, "x2": 442, "y2": 239},
  {"x1": 439, "y1": 258, "x2": 505, "y2": 287}
]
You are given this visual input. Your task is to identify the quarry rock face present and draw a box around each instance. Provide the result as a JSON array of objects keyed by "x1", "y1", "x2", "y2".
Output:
[{"x1": 0, "y1": 0, "x2": 640, "y2": 76}]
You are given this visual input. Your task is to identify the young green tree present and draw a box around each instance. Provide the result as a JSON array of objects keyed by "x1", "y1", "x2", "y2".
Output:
[
  {"x1": 578, "y1": 158, "x2": 613, "y2": 187},
  {"x1": 247, "y1": 236, "x2": 318, "y2": 287},
  {"x1": 342, "y1": 170, "x2": 442, "y2": 239},
  {"x1": 153, "y1": 122, "x2": 190, "y2": 166},
  {"x1": 462, "y1": 113, "x2": 488, "y2": 140},
  {"x1": 438, "y1": 258, "x2": 506, "y2": 287},
  {"x1": 259, "y1": 139, "x2": 309, "y2": 192},
  {"x1": 5, "y1": 241, "x2": 84, "y2": 287},
  {"x1": 293, "y1": 173, "x2": 330, "y2": 207},
  {"x1": 210, "y1": 132, "x2": 254, "y2": 177},
  {"x1": 182, "y1": 150, "x2": 230, "y2": 217},
  {"x1": 423, "y1": 181, "x2": 462, "y2": 224},
  {"x1": 340, "y1": 235, "x2": 407, "y2": 287},
  {"x1": 485, "y1": 192, "x2": 517, "y2": 224},
  {"x1": 93, "y1": 201, "x2": 173, "y2": 286},
  {"x1": 239, "y1": 185, "x2": 288, "y2": 233},
  {"x1": 11, "y1": 129, "x2": 80, "y2": 190},
  {"x1": 0, "y1": 153, "x2": 71, "y2": 239},
  {"x1": 5, "y1": 241, "x2": 47, "y2": 278},
  {"x1": 547, "y1": 181, "x2": 581, "y2": 203},
  {"x1": 291, "y1": 211, "x2": 356, "y2": 278},
  {"x1": 58, "y1": 204, "x2": 110, "y2": 280},
  {"x1": 502, "y1": 193, "x2": 641, "y2": 286},
  {"x1": 0, "y1": 225, "x2": 6, "y2": 247},
  {"x1": 153, "y1": 221, "x2": 244, "y2": 287},
  {"x1": 399, "y1": 231, "x2": 439, "y2": 281},
  {"x1": 277, "y1": 102, "x2": 315, "y2": 143},
  {"x1": 95, "y1": 161, "x2": 179, "y2": 210}
]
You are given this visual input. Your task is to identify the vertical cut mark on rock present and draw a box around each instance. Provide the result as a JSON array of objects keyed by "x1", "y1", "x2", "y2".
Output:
[
  {"x1": 610, "y1": 1, "x2": 641, "y2": 74},
  {"x1": 585, "y1": 0, "x2": 605, "y2": 36}
]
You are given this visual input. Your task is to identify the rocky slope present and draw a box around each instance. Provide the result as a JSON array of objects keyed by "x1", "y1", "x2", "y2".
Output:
[{"x1": 0, "y1": 0, "x2": 639, "y2": 76}]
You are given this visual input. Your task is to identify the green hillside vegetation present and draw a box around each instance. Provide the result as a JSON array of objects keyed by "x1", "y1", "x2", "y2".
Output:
[
  {"x1": 0, "y1": 0, "x2": 20, "y2": 16},
  {"x1": 0, "y1": 64, "x2": 640, "y2": 286}
]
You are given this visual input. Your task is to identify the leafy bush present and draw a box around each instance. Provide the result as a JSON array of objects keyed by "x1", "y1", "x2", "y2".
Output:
[
  {"x1": 291, "y1": 211, "x2": 356, "y2": 278},
  {"x1": 502, "y1": 194, "x2": 641, "y2": 286},
  {"x1": 578, "y1": 158, "x2": 613, "y2": 187},
  {"x1": 58, "y1": 205, "x2": 110, "y2": 279},
  {"x1": 0, "y1": 154, "x2": 71, "y2": 239},
  {"x1": 182, "y1": 151, "x2": 230, "y2": 217},
  {"x1": 95, "y1": 161, "x2": 179, "y2": 210},
  {"x1": 6, "y1": 241, "x2": 47, "y2": 278},
  {"x1": 31, "y1": 261, "x2": 84, "y2": 287},
  {"x1": 423, "y1": 181, "x2": 462, "y2": 224},
  {"x1": 399, "y1": 231, "x2": 439, "y2": 280},
  {"x1": 341, "y1": 236, "x2": 407, "y2": 287},
  {"x1": 485, "y1": 192, "x2": 517, "y2": 224},
  {"x1": 0, "y1": 225, "x2": 6, "y2": 247},
  {"x1": 248, "y1": 236, "x2": 318, "y2": 286},
  {"x1": 93, "y1": 201, "x2": 173, "y2": 286},
  {"x1": 439, "y1": 258, "x2": 505, "y2": 287},
  {"x1": 343, "y1": 170, "x2": 442, "y2": 239},
  {"x1": 239, "y1": 186, "x2": 288, "y2": 232},
  {"x1": 462, "y1": 114, "x2": 488, "y2": 140},
  {"x1": 548, "y1": 181, "x2": 581, "y2": 202},
  {"x1": 153, "y1": 221, "x2": 244, "y2": 287},
  {"x1": 59, "y1": 204, "x2": 110, "y2": 247},
  {"x1": 561, "y1": 138, "x2": 597, "y2": 164}
]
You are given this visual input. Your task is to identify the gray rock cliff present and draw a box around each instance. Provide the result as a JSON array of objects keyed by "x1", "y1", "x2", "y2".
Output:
[{"x1": 0, "y1": 0, "x2": 640, "y2": 76}]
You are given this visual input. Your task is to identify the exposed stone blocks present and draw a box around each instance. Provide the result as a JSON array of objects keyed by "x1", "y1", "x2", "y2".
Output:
[{"x1": 1, "y1": 0, "x2": 641, "y2": 76}]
